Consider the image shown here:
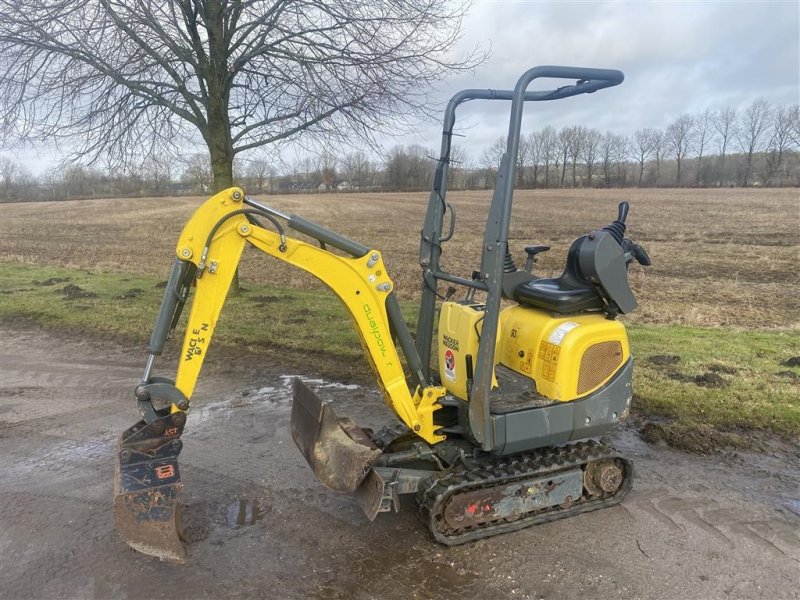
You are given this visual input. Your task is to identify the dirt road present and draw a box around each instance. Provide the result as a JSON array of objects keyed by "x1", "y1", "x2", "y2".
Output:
[{"x1": 1, "y1": 326, "x2": 798, "y2": 600}]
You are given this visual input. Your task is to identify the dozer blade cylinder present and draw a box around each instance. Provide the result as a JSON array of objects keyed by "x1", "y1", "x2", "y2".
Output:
[
  {"x1": 113, "y1": 413, "x2": 187, "y2": 563},
  {"x1": 291, "y1": 379, "x2": 381, "y2": 494}
]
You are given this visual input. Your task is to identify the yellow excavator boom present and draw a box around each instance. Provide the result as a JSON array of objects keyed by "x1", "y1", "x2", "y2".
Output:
[{"x1": 171, "y1": 186, "x2": 445, "y2": 442}]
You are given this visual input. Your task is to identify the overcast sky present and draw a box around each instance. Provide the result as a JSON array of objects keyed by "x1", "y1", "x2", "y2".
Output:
[
  {"x1": 14, "y1": 0, "x2": 800, "y2": 174},
  {"x1": 397, "y1": 0, "x2": 800, "y2": 161}
]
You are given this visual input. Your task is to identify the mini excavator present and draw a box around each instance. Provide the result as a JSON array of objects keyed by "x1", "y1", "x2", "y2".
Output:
[{"x1": 114, "y1": 66, "x2": 651, "y2": 562}]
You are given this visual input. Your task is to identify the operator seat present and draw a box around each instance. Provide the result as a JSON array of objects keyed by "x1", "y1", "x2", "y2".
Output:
[{"x1": 513, "y1": 236, "x2": 605, "y2": 314}]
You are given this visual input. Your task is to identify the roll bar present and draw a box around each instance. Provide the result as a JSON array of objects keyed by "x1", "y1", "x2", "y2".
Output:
[{"x1": 415, "y1": 66, "x2": 625, "y2": 450}]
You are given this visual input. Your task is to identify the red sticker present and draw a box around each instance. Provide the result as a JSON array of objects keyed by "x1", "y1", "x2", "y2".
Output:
[{"x1": 444, "y1": 349, "x2": 456, "y2": 382}]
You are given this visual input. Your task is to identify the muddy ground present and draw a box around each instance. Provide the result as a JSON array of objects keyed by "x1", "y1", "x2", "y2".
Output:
[{"x1": 1, "y1": 326, "x2": 798, "y2": 600}]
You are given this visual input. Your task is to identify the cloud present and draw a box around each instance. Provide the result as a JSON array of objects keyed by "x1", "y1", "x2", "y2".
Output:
[{"x1": 397, "y1": 0, "x2": 800, "y2": 161}]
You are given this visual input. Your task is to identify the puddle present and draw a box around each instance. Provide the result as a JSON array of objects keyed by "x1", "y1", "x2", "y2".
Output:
[
  {"x1": 226, "y1": 498, "x2": 262, "y2": 527},
  {"x1": 278, "y1": 375, "x2": 360, "y2": 392},
  {"x1": 192, "y1": 375, "x2": 363, "y2": 423},
  {"x1": 785, "y1": 498, "x2": 800, "y2": 517}
]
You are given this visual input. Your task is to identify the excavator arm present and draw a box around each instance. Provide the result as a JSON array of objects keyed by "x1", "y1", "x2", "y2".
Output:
[{"x1": 114, "y1": 187, "x2": 444, "y2": 562}]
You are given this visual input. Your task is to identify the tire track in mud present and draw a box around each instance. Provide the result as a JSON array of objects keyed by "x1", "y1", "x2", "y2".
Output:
[
  {"x1": 3, "y1": 325, "x2": 800, "y2": 600},
  {"x1": 623, "y1": 489, "x2": 800, "y2": 560}
]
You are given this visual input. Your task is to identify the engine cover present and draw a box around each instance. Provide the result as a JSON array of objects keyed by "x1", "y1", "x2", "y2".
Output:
[{"x1": 437, "y1": 302, "x2": 629, "y2": 402}]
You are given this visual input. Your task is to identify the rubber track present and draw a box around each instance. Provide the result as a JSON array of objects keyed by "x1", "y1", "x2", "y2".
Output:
[{"x1": 418, "y1": 440, "x2": 634, "y2": 545}]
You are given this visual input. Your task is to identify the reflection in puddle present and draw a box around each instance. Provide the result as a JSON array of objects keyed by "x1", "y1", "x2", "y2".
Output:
[
  {"x1": 226, "y1": 498, "x2": 262, "y2": 528},
  {"x1": 193, "y1": 375, "x2": 362, "y2": 423}
]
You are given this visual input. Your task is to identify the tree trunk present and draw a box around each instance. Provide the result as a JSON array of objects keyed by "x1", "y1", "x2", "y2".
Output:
[
  {"x1": 719, "y1": 141, "x2": 727, "y2": 186},
  {"x1": 204, "y1": 0, "x2": 240, "y2": 292},
  {"x1": 696, "y1": 153, "x2": 703, "y2": 187},
  {"x1": 744, "y1": 149, "x2": 754, "y2": 186}
]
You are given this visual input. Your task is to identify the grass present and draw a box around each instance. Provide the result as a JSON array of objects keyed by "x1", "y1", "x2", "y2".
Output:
[
  {"x1": 1, "y1": 262, "x2": 798, "y2": 437},
  {"x1": 1, "y1": 188, "x2": 798, "y2": 329},
  {"x1": 0, "y1": 262, "x2": 416, "y2": 381},
  {"x1": 630, "y1": 326, "x2": 799, "y2": 435}
]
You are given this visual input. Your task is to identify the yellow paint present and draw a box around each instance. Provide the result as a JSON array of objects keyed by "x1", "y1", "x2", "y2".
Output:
[
  {"x1": 169, "y1": 188, "x2": 444, "y2": 443},
  {"x1": 436, "y1": 301, "x2": 628, "y2": 403},
  {"x1": 499, "y1": 305, "x2": 629, "y2": 401},
  {"x1": 436, "y1": 302, "x2": 500, "y2": 399}
]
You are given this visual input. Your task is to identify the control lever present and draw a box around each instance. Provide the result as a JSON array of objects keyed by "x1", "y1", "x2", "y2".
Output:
[
  {"x1": 602, "y1": 202, "x2": 629, "y2": 245},
  {"x1": 617, "y1": 201, "x2": 629, "y2": 224},
  {"x1": 524, "y1": 245, "x2": 550, "y2": 273},
  {"x1": 628, "y1": 242, "x2": 651, "y2": 266}
]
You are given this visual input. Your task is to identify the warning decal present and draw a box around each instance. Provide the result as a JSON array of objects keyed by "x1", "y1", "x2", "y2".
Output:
[
  {"x1": 548, "y1": 321, "x2": 579, "y2": 345},
  {"x1": 444, "y1": 349, "x2": 456, "y2": 382}
]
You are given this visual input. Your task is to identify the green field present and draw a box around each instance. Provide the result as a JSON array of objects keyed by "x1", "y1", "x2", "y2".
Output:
[{"x1": 1, "y1": 262, "x2": 797, "y2": 438}]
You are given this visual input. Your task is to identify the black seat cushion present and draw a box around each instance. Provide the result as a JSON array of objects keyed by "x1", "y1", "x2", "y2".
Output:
[{"x1": 513, "y1": 236, "x2": 605, "y2": 314}]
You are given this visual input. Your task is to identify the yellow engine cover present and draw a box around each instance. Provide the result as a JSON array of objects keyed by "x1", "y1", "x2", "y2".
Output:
[
  {"x1": 437, "y1": 302, "x2": 629, "y2": 402},
  {"x1": 498, "y1": 305, "x2": 629, "y2": 401},
  {"x1": 437, "y1": 302, "x2": 499, "y2": 400}
]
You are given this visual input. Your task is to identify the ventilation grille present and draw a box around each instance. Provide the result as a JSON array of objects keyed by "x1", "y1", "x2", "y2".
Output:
[{"x1": 577, "y1": 341, "x2": 623, "y2": 394}]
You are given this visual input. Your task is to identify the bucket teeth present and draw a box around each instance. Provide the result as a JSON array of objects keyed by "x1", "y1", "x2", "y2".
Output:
[{"x1": 113, "y1": 413, "x2": 187, "y2": 562}]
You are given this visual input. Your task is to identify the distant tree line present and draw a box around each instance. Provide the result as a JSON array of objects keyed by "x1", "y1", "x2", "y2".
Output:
[{"x1": 1, "y1": 99, "x2": 798, "y2": 202}]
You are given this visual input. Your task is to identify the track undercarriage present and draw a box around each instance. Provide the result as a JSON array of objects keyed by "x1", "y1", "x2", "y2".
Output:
[
  {"x1": 418, "y1": 440, "x2": 633, "y2": 545},
  {"x1": 294, "y1": 380, "x2": 634, "y2": 545}
]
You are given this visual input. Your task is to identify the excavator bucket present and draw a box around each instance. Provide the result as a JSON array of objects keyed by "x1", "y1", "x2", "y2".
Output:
[
  {"x1": 113, "y1": 412, "x2": 187, "y2": 563},
  {"x1": 291, "y1": 379, "x2": 382, "y2": 494}
]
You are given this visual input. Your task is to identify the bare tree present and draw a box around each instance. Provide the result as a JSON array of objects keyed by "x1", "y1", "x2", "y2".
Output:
[
  {"x1": 737, "y1": 99, "x2": 772, "y2": 186},
  {"x1": 600, "y1": 132, "x2": 629, "y2": 187},
  {"x1": 142, "y1": 153, "x2": 176, "y2": 195},
  {"x1": 0, "y1": 0, "x2": 481, "y2": 192},
  {"x1": 480, "y1": 136, "x2": 506, "y2": 189},
  {"x1": 791, "y1": 104, "x2": 800, "y2": 147},
  {"x1": 446, "y1": 146, "x2": 469, "y2": 191},
  {"x1": 557, "y1": 128, "x2": 572, "y2": 188},
  {"x1": 693, "y1": 109, "x2": 715, "y2": 186},
  {"x1": 565, "y1": 126, "x2": 584, "y2": 188},
  {"x1": 318, "y1": 152, "x2": 337, "y2": 191},
  {"x1": 665, "y1": 114, "x2": 694, "y2": 186},
  {"x1": 539, "y1": 126, "x2": 557, "y2": 188},
  {"x1": 526, "y1": 131, "x2": 542, "y2": 188},
  {"x1": 182, "y1": 153, "x2": 213, "y2": 192},
  {"x1": 612, "y1": 134, "x2": 630, "y2": 186},
  {"x1": 765, "y1": 104, "x2": 800, "y2": 185},
  {"x1": 714, "y1": 106, "x2": 737, "y2": 185},
  {"x1": 632, "y1": 128, "x2": 656, "y2": 186},
  {"x1": 515, "y1": 135, "x2": 532, "y2": 187},
  {"x1": 245, "y1": 158, "x2": 274, "y2": 193},
  {"x1": 386, "y1": 144, "x2": 432, "y2": 191},
  {"x1": 580, "y1": 128, "x2": 602, "y2": 187},
  {"x1": 0, "y1": 155, "x2": 19, "y2": 200},
  {"x1": 340, "y1": 151, "x2": 377, "y2": 190},
  {"x1": 651, "y1": 130, "x2": 667, "y2": 187}
]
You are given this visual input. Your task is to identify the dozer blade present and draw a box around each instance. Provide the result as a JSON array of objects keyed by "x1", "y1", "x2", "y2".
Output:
[
  {"x1": 113, "y1": 412, "x2": 187, "y2": 563},
  {"x1": 291, "y1": 378, "x2": 382, "y2": 494}
]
